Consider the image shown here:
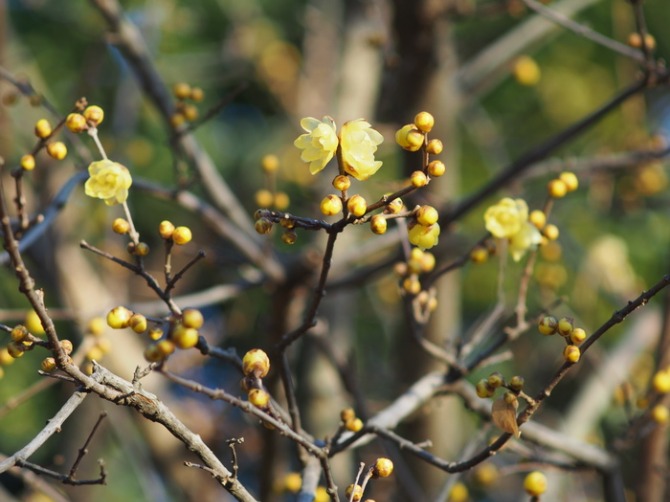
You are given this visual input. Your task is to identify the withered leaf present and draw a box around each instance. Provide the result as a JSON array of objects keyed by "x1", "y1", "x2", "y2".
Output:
[{"x1": 492, "y1": 397, "x2": 520, "y2": 438}]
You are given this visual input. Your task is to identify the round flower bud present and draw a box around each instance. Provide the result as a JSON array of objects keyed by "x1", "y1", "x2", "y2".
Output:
[
  {"x1": 427, "y1": 160, "x2": 446, "y2": 177},
  {"x1": 0, "y1": 348, "x2": 15, "y2": 365},
  {"x1": 421, "y1": 252, "x2": 436, "y2": 272},
  {"x1": 171, "y1": 113, "x2": 186, "y2": 127},
  {"x1": 448, "y1": 482, "x2": 469, "y2": 502},
  {"x1": 156, "y1": 339, "x2": 176, "y2": 357},
  {"x1": 332, "y1": 174, "x2": 351, "y2": 192},
  {"x1": 173, "y1": 82, "x2": 191, "y2": 100},
  {"x1": 183, "y1": 104, "x2": 198, "y2": 122},
  {"x1": 243, "y1": 348, "x2": 271, "y2": 378},
  {"x1": 416, "y1": 205, "x2": 439, "y2": 226},
  {"x1": 523, "y1": 471, "x2": 547, "y2": 496},
  {"x1": 282, "y1": 472, "x2": 302, "y2": 493},
  {"x1": 248, "y1": 388, "x2": 270, "y2": 408},
  {"x1": 83, "y1": 105, "x2": 104, "y2": 126},
  {"x1": 470, "y1": 245, "x2": 489, "y2": 263},
  {"x1": 112, "y1": 218, "x2": 130, "y2": 234},
  {"x1": 652, "y1": 370, "x2": 670, "y2": 393},
  {"x1": 372, "y1": 458, "x2": 394, "y2": 478},
  {"x1": 414, "y1": 111, "x2": 435, "y2": 133},
  {"x1": 171, "y1": 324, "x2": 199, "y2": 349},
  {"x1": 563, "y1": 345, "x2": 581, "y2": 363},
  {"x1": 41, "y1": 357, "x2": 57, "y2": 372},
  {"x1": 410, "y1": 170, "x2": 428, "y2": 188},
  {"x1": 11, "y1": 325, "x2": 29, "y2": 343},
  {"x1": 172, "y1": 226, "x2": 193, "y2": 245},
  {"x1": 86, "y1": 346, "x2": 104, "y2": 362},
  {"x1": 134, "y1": 242, "x2": 150, "y2": 256},
  {"x1": 402, "y1": 276, "x2": 421, "y2": 295},
  {"x1": 559, "y1": 171, "x2": 578, "y2": 192},
  {"x1": 25, "y1": 310, "x2": 46, "y2": 336},
  {"x1": 543, "y1": 223, "x2": 560, "y2": 241},
  {"x1": 370, "y1": 215, "x2": 387, "y2": 235},
  {"x1": 148, "y1": 327, "x2": 164, "y2": 341},
  {"x1": 188, "y1": 86, "x2": 204, "y2": 101},
  {"x1": 513, "y1": 56, "x2": 541, "y2": 86},
  {"x1": 34, "y1": 119, "x2": 52, "y2": 139},
  {"x1": 255, "y1": 189, "x2": 274, "y2": 208},
  {"x1": 557, "y1": 317, "x2": 574, "y2": 337},
  {"x1": 255, "y1": 217, "x2": 273, "y2": 235},
  {"x1": 87, "y1": 317, "x2": 106, "y2": 336},
  {"x1": 346, "y1": 417, "x2": 364, "y2": 432},
  {"x1": 159, "y1": 220, "x2": 175, "y2": 239},
  {"x1": 476, "y1": 379, "x2": 494, "y2": 398},
  {"x1": 529, "y1": 210, "x2": 546, "y2": 229},
  {"x1": 509, "y1": 375, "x2": 525, "y2": 392},
  {"x1": 144, "y1": 344, "x2": 165, "y2": 362},
  {"x1": 547, "y1": 179, "x2": 568, "y2": 198},
  {"x1": 487, "y1": 372, "x2": 504, "y2": 389},
  {"x1": 347, "y1": 194, "x2": 367, "y2": 218},
  {"x1": 385, "y1": 197, "x2": 404, "y2": 214},
  {"x1": 651, "y1": 404, "x2": 669, "y2": 424},
  {"x1": 570, "y1": 327, "x2": 586, "y2": 345},
  {"x1": 426, "y1": 139, "x2": 443, "y2": 155},
  {"x1": 129, "y1": 314, "x2": 148, "y2": 333},
  {"x1": 405, "y1": 130, "x2": 425, "y2": 152},
  {"x1": 261, "y1": 154, "x2": 279, "y2": 173},
  {"x1": 345, "y1": 484, "x2": 363, "y2": 502},
  {"x1": 7, "y1": 342, "x2": 25, "y2": 358},
  {"x1": 320, "y1": 194, "x2": 343, "y2": 216},
  {"x1": 60, "y1": 339, "x2": 74, "y2": 355},
  {"x1": 628, "y1": 32, "x2": 642, "y2": 48},
  {"x1": 182, "y1": 308, "x2": 204, "y2": 329},
  {"x1": 20, "y1": 154, "x2": 36, "y2": 171},
  {"x1": 66, "y1": 113, "x2": 87, "y2": 133},
  {"x1": 340, "y1": 408, "x2": 356, "y2": 422},
  {"x1": 281, "y1": 230, "x2": 297, "y2": 245},
  {"x1": 395, "y1": 124, "x2": 421, "y2": 150},
  {"x1": 46, "y1": 141, "x2": 67, "y2": 160},
  {"x1": 274, "y1": 192, "x2": 290, "y2": 210},
  {"x1": 474, "y1": 463, "x2": 499, "y2": 487},
  {"x1": 538, "y1": 315, "x2": 558, "y2": 335},
  {"x1": 107, "y1": 306, "x2": 133, "y2": 329}
]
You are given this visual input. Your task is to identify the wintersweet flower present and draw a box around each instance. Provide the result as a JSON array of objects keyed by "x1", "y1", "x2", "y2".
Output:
[
  {"x1": 408, "y1": 222, "x2": 440, "y2": 250},
  {"x1": 84, "y1": 159, "x2": 132, "y2": 206},
  {"x1": 294, "y1": 116, "x2": 338, "y2": 175},
  {"x1": 484, "y1": 198, "x2": 528, "y2": 238},
  {"x1": 339, "y1": 119, "x2": 384, "y2": 181},
  {"x1": 484, "y1": 198, "x2": 541, "y2": 261}
]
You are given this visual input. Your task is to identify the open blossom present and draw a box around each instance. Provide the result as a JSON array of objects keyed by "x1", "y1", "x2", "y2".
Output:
[
  {"x1": 339, "y1": 119, "x2": 384, "y2": 181},
  {"x1": 293, "y1": 116, "x2": 338, "y2": 175},
  {"x1": 408, "y1": 222, "x2": 440, "y2": 250},
  {"x1": 484, "y1": 198, "x2": 541, "y2": 261},
  {"x1": 84, "y1": 159, "x2": 132, "y2": 206}
]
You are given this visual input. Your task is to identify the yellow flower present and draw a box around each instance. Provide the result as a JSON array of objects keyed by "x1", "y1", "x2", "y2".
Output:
[
  {"x1": 509, "y1": 221, "x2": 542, "y2": 261},
  {"x1": 84, "y1": 159, "x2": 132, "y2": 206},
  {"x1": 408, "y1": 222, "x2": 440, "y2": 250},
  {"x1": 339, "y1": 119, "x2": 384, "y2": 180},
  {"x1": 484, "y1": 198, "x2": 528, "y2": 238},
  {"x1": 294, "y1": 116, "x2": 338, "y2": 175}
]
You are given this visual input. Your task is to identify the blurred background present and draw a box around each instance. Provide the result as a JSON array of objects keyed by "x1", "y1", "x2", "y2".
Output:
[{"x1": 0, "y1": 0, "x2": 669, "y2": 500}]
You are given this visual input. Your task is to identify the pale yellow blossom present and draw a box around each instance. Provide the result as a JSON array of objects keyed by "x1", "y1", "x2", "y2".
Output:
[
  {"x1": 294, "y1": 116, "x2": 338, "y2": 175},
  {"x1": 84, "y1": 159, "x2": 132, "y2": 206},
  {"x1": 408, "y1": 222, "x2": 440, "y2": 250},
  {"x1": 484, "y1": 198, "x2": 528, "y2": 238},
  {"x1": 509, "y1": 221, "x2": 542, "y2": 261},
  {"x1": 339, "y1": 119, "x2": 384, "y2": 181}
]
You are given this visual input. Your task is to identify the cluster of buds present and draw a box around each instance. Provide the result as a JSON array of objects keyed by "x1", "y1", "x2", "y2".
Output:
[
  {"x1": 242, "y1": 349, "x2": 271, "y2": 409},
  {"x1": 340, "y1": 407, "x2": 364, "y2": 433},
  {"x1": 475, "y1": 372, "x2": 525, "y2": 399},
  {"x1": 538, "y1": 315, "x2": 586, "y2": 363},
  {"x1": 79, "y1": 316, "x2": 112, "y2": 375},
  {"x1": 276, "y1": 472, "x2": 330, "y2": 501},
  {"x1": 253, "y1": 154, "x2": 295, "y2": 243},
  {"x1": 345, "y1": 458, "x2": 394, "y2": 502},
  {"x1": 158, "y1": 219, "x2": 193, "y2": 245},
  {"x1": 394, "y1": 247, "x2": 438, "y2": 312},
  {"x1": 476, "y1": 372, "x2": 525, "y2": 437},
  {"x1": 171, "y1": 82, "x2": 204, "y2": 127},
  {"x1": 407, "y1": 204, "x2": 441, "y2": 250},
  {"x1": 648, "y1": 367, "x2": 670, "y2": 425},
  {"x1": 546, "y1": 171, "x2": 579, "y2": 199}
]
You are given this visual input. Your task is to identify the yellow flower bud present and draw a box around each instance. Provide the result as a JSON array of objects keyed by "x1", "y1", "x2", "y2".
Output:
[
  {"x1": 332, "y1": 174, "x2": 351, "y2": 192},
  {"x1": 190, "y1": 87, "x2": 204, "y2": 102},
  {"x1": 129, "y1": 314, "x2": 148, "y2": 333},
  {"x1": 470, "y1": 245, "x2": 489, "y2": 263},
  {"x1": 487, "y1": 372, "x2": 504, "y2": 389},
  {"x1": 248, "y1": 388, "x2": 270, "y2": 408},
  {"x1": 173, "y1": 82, "x2": 192, "y2": 100},
  {"x1": 7, "y1": 342, "x2": 25, "y2": 358},
  {"x1": 559, "y1": 171, "x2": 579, "y2": 192},
  {"x1": 112, "y1": 218, "x2": 130, "y2": 234},
  {"x1": 281, "y1": 230, "x2": 297, "y2": 245},
  {"x1": 346, "y1": 194, "x2": 367, "y2": 217},
  {"x1": 416, "y1": 205, "x2": 439, "y2": 226},
  {"x1": 370, "y1": 214, "x2": 387, "y2": 235},
  {"x1": 183, "y1": 104, "x2": 198, "y2": 122},
  {"x1": 156, "y1": 339, "x2": 176, "y2": 357},
  {"x1": 346, "y1": 417, "x2": 364, "y2": 432},
  {"x1": 448, "y1": 482, "x2": 469, "y2": 502},
  {"x1": 255, "y1": 189, "x2": 274, "y2": 208},
  {"x1": 427, "y1": 160, "x2": 446, "y2": 177},
  {"x1": 255, "y1": 218, "x2": 273, "y2": 235},
  {"x1": 414, "y1": 111, "x2": 435, "y2": 133},
  {"x1": 385, "y1": 197, "x2": 404, "y2": 214},
  {"x1": 11, "y1": 325, "x2": 29, "y2": 343},
  {"x1": 395, "y1": 123, "x2": 420, "y2": 150},
  {"x1": 243, "y1": 348, "x2": 271, "y2": 378},
  {"x1": 134, "y1": 242, "x2": 150, "y2": 256},
  {"x1": 557, "y1": 317, "x2": 573, "y2": 337},
  {"x1": 87, "y1": 317, "x2": 106, "y2": 336},
  {"x1": 34, "y1": 119, "x2": 52, "y2": 139},
  {"x1": 410, "y1": 170, "x2": 428, "y2": 188},
  {"x1": 341, "y1": 408, "x2": 356, "y2": 422},
  {"x1": 46, "y1": 141, "x2": 67, "y2": 160},
  {"x1": 274, "y1": 192, "x2": 290, "y2": 210},
  {"x1": 523, "y1": 471, "x2": 547, "y2": 496},
  {"x1": 148, "y1": 327, "x2": 164, "y2": 340},
  {"x1": 513, "y1": 56, "x2": 541, "y2": 86},
  {"x1": 261, "y1": 154, "x2": 279, "y2": 173},
  {"x1": 66, "y1": 113, "x2": 87, "y2": 133},
  {"x1": 41, "y1": 357, "x2": 57, "y2": 372},
  {"x1": 320, "y1": 194, "x2": 343, "y2": 216},
  {"x1": 182, "y1": 308, "x2": 204, "y2": 329},
  {"x1": 25, "y1": 310, "x2": 45, "y2": 336},
  {"x1": 60, "y1": 339, "x2": 74, "y2": 355},
  {"x1": 345, "y1": 484, "x2": 363, "y2": 502},
  {"x1": 426, "y1": 139, "x2": 443, "y2": 155},
  {"x1": 651, "y1": 404, "x2": 669, "y2": 424},
  {"x1": 547, "y1": 179, "x2": 568, "y2": 198},
  {"x1": 529, "y1": 210, "x2": 546, "y2": 229},
  {"x1": 509, "y1": 375, "x2": 525, "y2": 391},
  {"x1": 107, "y1": 306, "x2": 133, "y2": 329},
  {"x1": 83, "y1": 105, "x2": 104, "y2": 126},
  {"x1": 20, "y1": 154, "x2": 36, "y2": 171},
  {"x1": 652, "y1": 370, "x2": 670, "y2": 393},
  {"x1": 159, "y1": 220, "x2": 175, "y2": 239},
  {"x1": 538, "y1": 315, "x2": 558, "y2": 335},
  {"x1": 563, "y1": 345, "x2": 581, "y2": 363},
  {"x1": 172, "y1": 226, "x2": 193, "y2": 245},
  {"x1": 373, "y1": 458, "x2": 394, "y2": 478},
  {"x1": 543, "y1": 223, "x2": 560, "y2": 241},
  {"x1": 408, "y1": 221, "x2": 440, "y2": 250},
  {"x1": 570, "y1": 327, "x2": 586, "y2": 344},
  {"x1": 171, "y1": 324, "x2": 199, "y2": 349}
]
